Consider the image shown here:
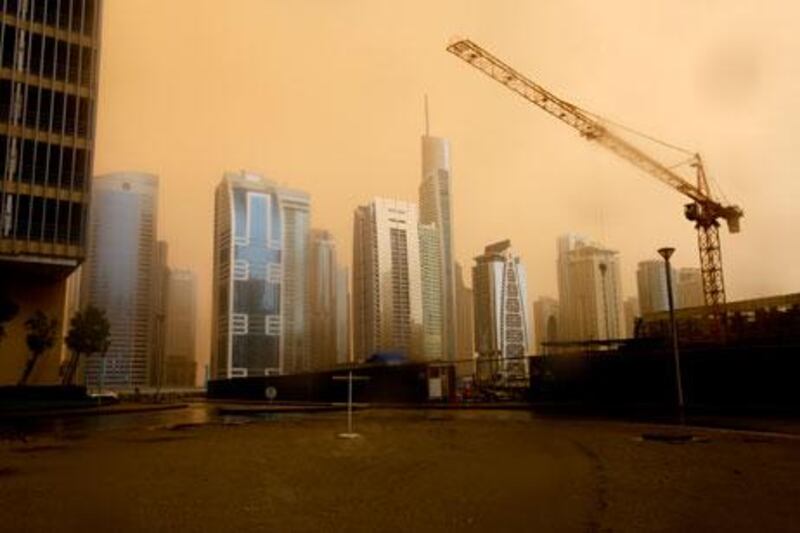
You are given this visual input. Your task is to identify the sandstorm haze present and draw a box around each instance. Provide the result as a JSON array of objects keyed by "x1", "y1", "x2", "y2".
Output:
[{"x1": 93, "y1": 0, "x2": 800, "y2": 368}]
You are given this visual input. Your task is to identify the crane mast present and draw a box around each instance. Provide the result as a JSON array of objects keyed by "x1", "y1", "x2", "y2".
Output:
[{"x1": 447, "y1": 38, "x2": 743, "y2": 314}]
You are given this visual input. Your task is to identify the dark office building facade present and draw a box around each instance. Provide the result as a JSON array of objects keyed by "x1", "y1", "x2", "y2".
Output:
[{"x1": 0, "y1": 1, "x2": 102, "y2": 384}]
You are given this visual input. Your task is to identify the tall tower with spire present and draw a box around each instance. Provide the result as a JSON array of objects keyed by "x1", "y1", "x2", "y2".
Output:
[{"x1": 418, "y1": 96, "x2": 457, "y2": 361}]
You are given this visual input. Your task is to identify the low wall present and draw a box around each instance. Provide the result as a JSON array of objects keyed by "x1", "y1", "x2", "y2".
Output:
[
  {"x1": 529, "y1": 343, "x2": 800, "y2": 414},
  {"x1": 208, "y1": 363, "x2": 432, "y2": 404}
]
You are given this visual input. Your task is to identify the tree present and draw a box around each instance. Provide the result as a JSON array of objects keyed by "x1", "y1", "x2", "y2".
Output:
[
  {"x1": 19, "y1": 311, "x2": 59, "y2": 386},
  {"x1": 0, "y1": 293, "x2": 19, "y2": 343},
  {"x1": 63, "y1": 306, "x2": 111, "y2": 386}
]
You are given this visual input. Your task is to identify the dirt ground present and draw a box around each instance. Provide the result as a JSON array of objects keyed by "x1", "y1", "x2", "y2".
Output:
[{"x1": 1, "y1": 408, "x2": 799, "y2": 532}]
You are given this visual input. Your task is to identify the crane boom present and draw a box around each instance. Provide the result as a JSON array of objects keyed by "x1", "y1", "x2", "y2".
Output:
[
  {"x1": 447, "y1": 39, "x2": 709, "y2": 203},
  {"x1": 447, "y1": 38, "x2": 743, "y2": 315}
]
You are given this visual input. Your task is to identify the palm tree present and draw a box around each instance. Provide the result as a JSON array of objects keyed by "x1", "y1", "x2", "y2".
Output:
[
  {"x1": 0, "y1": 293, "x2": 18, "y2": 343},
  {"x1": 63, "y1": 305, "x2": 111, "y2": 386},
  {"x1": 19, "y1": 311, "x2": 59, "y2": 386}
]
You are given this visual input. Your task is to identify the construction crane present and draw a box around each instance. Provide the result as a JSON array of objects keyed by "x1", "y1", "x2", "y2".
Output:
[{"x1": 446, "y1": 38, "x2": 743, "y2": 314}]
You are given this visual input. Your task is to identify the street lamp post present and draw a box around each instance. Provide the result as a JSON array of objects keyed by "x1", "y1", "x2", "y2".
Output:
[{"x1": 657, "y1": 247, "x2": 685, "y2": 420}]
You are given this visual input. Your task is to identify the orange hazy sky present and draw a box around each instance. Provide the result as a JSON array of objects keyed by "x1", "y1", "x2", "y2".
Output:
[{"x1": 93, "y1": 0, "x2": 800, "y2": 368}]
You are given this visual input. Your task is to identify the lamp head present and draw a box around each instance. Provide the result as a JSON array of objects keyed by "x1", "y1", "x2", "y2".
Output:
[{"x1": 657, "y1": 247, "x2": 675, "y2": 261}]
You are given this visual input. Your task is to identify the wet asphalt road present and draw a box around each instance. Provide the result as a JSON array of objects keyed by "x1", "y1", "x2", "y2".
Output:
[{"x1": 1, "y1": 405, "x2": 799, "y2": 532}]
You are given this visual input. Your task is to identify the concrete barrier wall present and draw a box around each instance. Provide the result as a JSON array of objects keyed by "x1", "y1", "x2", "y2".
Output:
[{"x1": 529, "y1": 344, "x2": 800, "y2": 413}]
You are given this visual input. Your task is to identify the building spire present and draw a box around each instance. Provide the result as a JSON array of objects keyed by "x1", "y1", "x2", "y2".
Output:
[{"x1": 424, "y1": 93, "x2": 429, "y2": 136}]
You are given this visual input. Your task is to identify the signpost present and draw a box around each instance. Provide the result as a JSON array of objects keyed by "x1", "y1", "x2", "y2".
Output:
[{"x1": 332, "y1": 370, "x2": 370, "y2": 439}]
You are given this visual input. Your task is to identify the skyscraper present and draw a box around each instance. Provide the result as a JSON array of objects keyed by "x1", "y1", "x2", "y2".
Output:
[
  {"x1": 211, "y1": 172, "x2": 283, "y2": 379},
  {"x1": 556, "y1": 233, "x2": 589, "y2": 341},
  {"x1": 559, "y1": 239, "x2": 625, "y2": 341},
  {"x1": 164, "y1": 269, "x2": 197, "y2": 387},
  {"x1": 211, "y1": 171, "x2": 311, "y2": 379},
  {"x1": 278, "y1": 187, "x2": 311, "y2": 374},
  {"x1": 454, "y1": 262, "x2": 474, "y2": 361},
  {"x1": 352, "y1": 198, "x2": 423, "y2": 361},
  {"x1": 532, "y1": 297, "x2": 559, "y2": 353},
  {"x1": 419, "y1": 222, "x2": 443, "y2": 360},
  {"x1": 636, "y1": 259, "x2": 676, "y2": 314},
  {"x1": 623, "y1": 296, "x2": 640, "y2": 337},
  {"x1": 419, "y1": 105, "x2": 456, "y2": 361},
  {"x1": 309, "y1": 229, "x2": 337, "y2": 370},
  {"x1": 150, "y1": 240, "x2": 169, "y2": 387},
  {"x1": 83, "y1": 172, "x2": 159, "y2": 388},
  {"x1": 335, "y1": 266, "x2": 350, "y2": 364},
  {"x1": 0, "y1": 1, "x2": 103, "y2": 384},
  {"x1": 676, "y1": 267, "x2": 704, "y2": 309},
  {"x1": 472, "y1": 240, "x2": 530, "y2": 380}
]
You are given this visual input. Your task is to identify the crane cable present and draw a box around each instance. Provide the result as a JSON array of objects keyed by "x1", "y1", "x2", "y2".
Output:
[{"x1": 580, "y1": 107, "x2": 735, "y2": 205}]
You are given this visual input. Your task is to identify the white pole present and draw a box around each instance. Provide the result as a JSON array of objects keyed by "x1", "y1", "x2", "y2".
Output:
[{"x1": 347, "y1": 370, "x2": 353, "y2": 434}]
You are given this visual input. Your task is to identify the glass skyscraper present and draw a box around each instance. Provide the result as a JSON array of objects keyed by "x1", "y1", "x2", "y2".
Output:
[
  {"x1": 211, "y1": 171, "x2": 311, "y2": 379},
  {"x1": 83, "y1": 172, "x2": 158, "y2": 388}
]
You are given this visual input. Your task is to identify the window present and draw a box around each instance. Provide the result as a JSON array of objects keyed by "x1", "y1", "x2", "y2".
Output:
[
  {"x1": 233, "y1": 259, "x2": 249, "y2": 280},
  {"x1": 232, "y1": 314, "x2": 248, "y2": 335},
  {"x1": 267, "y1": 263, "x2": 282, "y2": 284},
  {"x1": 265, "y1": 315, "x2": 281, "y2": 336},
  {"x1": 247, "y1": 192, "x2": 270, "y2": 245}
]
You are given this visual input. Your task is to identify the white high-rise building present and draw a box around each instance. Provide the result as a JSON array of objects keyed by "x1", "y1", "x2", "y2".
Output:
[
  {"x1": 352, "y1": 198, "x2": 423, "y2": 361},
  {"x1": 419, "y1": 116, "x2": 456, "y2": 361},
  {"x1": 211, "y1": 171, "x2": 310, "y2": 379},
  {"x1": 636, "y1": 259, "x2": 676, "y2": 315},
  {"x1": 83, "y1": 172, "x2": 159, "y2": 388},
  {"x1": 419, "y1": 223, "x2": 443, "y2": 360},
  {"x1": 472, "y1": 240, "x2": 530, "y2": 380},
  {"x1": 560, "y1": 240, "x2": 625, "y2": 342},
  {"x1": 677, "y1": 268, "x2": 704, "y2": 309}
]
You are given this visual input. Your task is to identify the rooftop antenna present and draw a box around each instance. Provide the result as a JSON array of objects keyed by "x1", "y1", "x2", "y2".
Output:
[{"x1": 424, "y1": 93, "x2": 430, "y2": 136}]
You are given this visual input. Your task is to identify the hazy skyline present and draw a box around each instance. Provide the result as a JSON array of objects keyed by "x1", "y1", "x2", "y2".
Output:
[{"x1": 93, "y1": 0, "x2": 800, "y2": 368}]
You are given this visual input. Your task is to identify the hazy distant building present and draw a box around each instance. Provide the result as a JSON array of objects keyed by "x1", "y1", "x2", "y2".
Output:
[
  {"x1": 533, "y1": 297, "x2": 559, "y2": 353},
  {"x1": 560, "y1": 240, "x2": 625, "y2": 341},
  {"x1": 83, "y1": 172, "x2": 159, "y2": 388},
  {"x1": 352, "y1": 198, "x2": 423, "y2": 361},
  {"x1": 636, "y1": 259, "x2": 676, "y2": 315},
  {"x1": 419, "y1": 124, "x2": 456, "y2": 361},
  {"x1": 309, "y1": 229, "x2": 338, "y2": 370},
  {"x1": 623, "y1": 296, "x2": 640, "y2": 337},
  {"x1": 211, "y1": 172, "x2": 312, "y2": 379},
  {"x1": 556, "y1": 233, "x2": 589, "y2": 341},
  {"x1": 454, "y1": 262, "x2": 474, "y2": 361},
  {"x1": 335, "y1": 266, "x2": 350, "y2": 364},
  {"x1": 278, "y1": 187, "x2": 311, "y2": 374},
  {"x1": 150, "y1": 240, "x2": 169, "y2": 387},
  {"x1": 0, "y1": 1, "x2": 103, "y2": 384},
  {"x1": 472, "y1": 240, "x2": 530, "y2": 380},
  {"x1": 164, "y1": 269, "x2": 197, "y2": 387},
  {"x1": 419, "y1": 223, "x2": 443, "y2": 360},
  {"x1": 677, "y1": 267, "x2": 704, "y2": 309}
]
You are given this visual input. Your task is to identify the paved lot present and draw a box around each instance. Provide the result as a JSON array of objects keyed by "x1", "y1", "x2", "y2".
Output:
[{"x1": 1, "y1": 408, "x2": 799, "y2": 532}]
